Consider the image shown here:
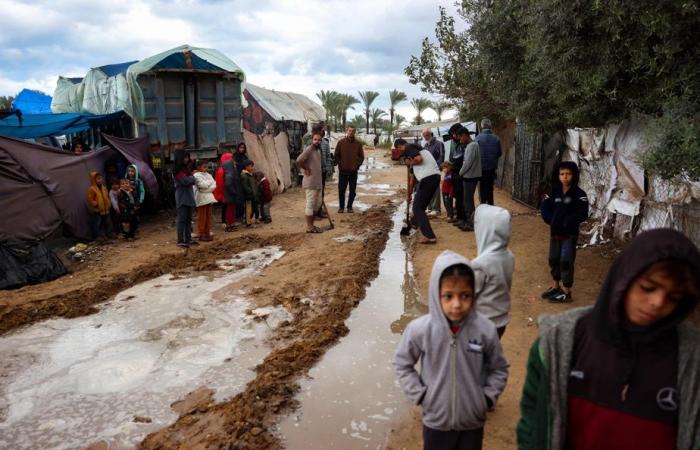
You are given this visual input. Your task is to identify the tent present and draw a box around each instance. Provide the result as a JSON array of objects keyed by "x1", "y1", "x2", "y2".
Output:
[
  {"x1": 0, "y1": 134, "x2": 152, "y2": 241},
  {"x1": 0, "y1": 111, "x2": 126, "y2": 139},
  {"x1": 11, "y1": 89, "x2": 53, "y2": 114},
  {"x1": 244, "y1": 83, "x2": 325, "y2": 132}
]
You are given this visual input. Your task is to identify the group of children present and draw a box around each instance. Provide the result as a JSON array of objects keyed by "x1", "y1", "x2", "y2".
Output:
[
  {"x1": 86, "y1": 164, "x2": 144, "y2": 241},
  {"x1": 395, "y1": 160, "x2": 700, "y2": 450},
  {"x1": 173, "y1": 144, "x2": 273, "y2": 248}
]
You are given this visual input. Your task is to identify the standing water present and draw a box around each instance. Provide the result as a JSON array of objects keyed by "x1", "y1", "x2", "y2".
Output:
[
  {"x1": 279, "y1": 205, "x2": 427, "y2": 449},
  {"x1": 0, "y1": 247, "x2": 289, "y2": 450}
]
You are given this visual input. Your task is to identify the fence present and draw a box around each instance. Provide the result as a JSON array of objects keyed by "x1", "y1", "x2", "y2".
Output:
[{"x1": 512, "y1": 122, "x2": 545, "y2": 208}]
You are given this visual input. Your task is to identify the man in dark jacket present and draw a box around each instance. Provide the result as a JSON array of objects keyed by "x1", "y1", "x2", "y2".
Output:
[
  {"x1": 334, "y1": 126, "x2": 364, "y2": 213},
  {"x1": 423, "y1": 128, "x2": 445, "y2": 216},
  {"x1": 475, "y1": 118, "x2": 502, "y2": 206},
  {"x1": 540, "y1": 161, "x2": 589, "y2": 302},
  {"x1": 173, "y1": 149, "x2": 197, "y2": 248},
  {"x1": 448, "y1": 123, "x2": 466, "y2": 223}
]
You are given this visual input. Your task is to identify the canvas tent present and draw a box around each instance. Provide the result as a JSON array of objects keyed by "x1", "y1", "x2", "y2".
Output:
[
  {"x1": 11, "y1": 89, "x2": 53, "y2": 114},
  {"x1": 0, "y1": 135, "x2": 152, "y2": 241}
]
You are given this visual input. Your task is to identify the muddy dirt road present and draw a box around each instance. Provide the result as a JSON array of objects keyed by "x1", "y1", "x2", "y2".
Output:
[{"x1": 0, "y1": 148, "x2": 624, "y2": 449}]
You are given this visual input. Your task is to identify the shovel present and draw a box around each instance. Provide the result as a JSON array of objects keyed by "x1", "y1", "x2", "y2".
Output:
[
  {"x1": 321, "y1": 199, "x2": 335, "y2": 230},
  {"x1": 400, "y1": 166, "x2": 413, "y2": 235}
]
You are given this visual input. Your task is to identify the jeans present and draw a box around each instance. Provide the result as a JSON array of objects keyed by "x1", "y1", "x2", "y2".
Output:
[
  {"x1": 176, "y1": 205, "x2": 193, "y2": 244},
  {"x1": 462, "y1": 179, "x2": 479, "y2": 226},
  {"x1": 549, "y1": 236, "x2": 577, "y2": 288},
  {"x1": 411, "y1": 174, "x2": 440, "y2": 239},
  {"x1": 423, "y1": 426, "x2": 483, "y2": 450},
  {"x1": 442, "y1": 193, "x2": 454, "y2": 218},
  {"x1": 91, "y1": 213, "x2": 113, "y2": 239},
  {"x1": 453, "y1": 175, "x2": 465, "y2": 221},
  {"x1": 338, "y1": 171, "x2": 358, "y2": 209},
  {"x1": 479, "y1": 169, "x2": 496, "y2": 205},
  {"x1": 259, "y1": 202, "x2": 271, "y2": 221},
  {"x1": 428, "y1": 187, "x2": 441, "y2": 213}
]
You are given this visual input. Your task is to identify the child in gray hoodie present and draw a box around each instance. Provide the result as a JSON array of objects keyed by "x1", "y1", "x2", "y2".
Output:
[
  {"x1": 394, "y1": 250, "x2": 509, "y2": 450},
  {"x1": 473, "y1": 204, "x2": 515, "y2": 338}
]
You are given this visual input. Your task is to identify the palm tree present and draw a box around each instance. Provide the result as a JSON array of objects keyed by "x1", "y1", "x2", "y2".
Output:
[
  {"x1": 358, "y1": 90, "x2": 380, "y2": 134},
  {"x1": 411, "y1": 98, "x2": 432, "y2": 125},
  {"x1": 370, "y1": 108, "x2": 387, "y2": 135},
  {"x1": 432, "y1": 100, "x2": 453, "y2": 121},
  {"x1": 349, "y1": 114, "x2": 366, "y2": 130},
  {"x1": 388, "y1": 90, "x2": 407, "y2": 127},
  {"x1": 316, "y1": 90, "x2": 335, "y2": 124},
  {"x1": 340, "y1": 94, "x2": 360, "y2": 129},
  {"x1": 394, "y1": 114, "x2": 407, "y2": 128}
]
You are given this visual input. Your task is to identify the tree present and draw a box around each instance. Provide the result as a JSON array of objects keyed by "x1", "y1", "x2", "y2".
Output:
[
  {"x1": 388, "y1": 89, "x2": 408, "y2": 127},
  {"x1": 358, "y1": 90, "x2": 380, "y2": 134},
  {"x1": 411, "y1": 98, "x2": 432, "y2": 125},
  {"x1": 432, "y1": 100, "x2": 453, "y2": 121},
  {"x1": 0, "y1": 96, "x2": 14, "y2": 110},
  {"x1": 370, "y1": 108, "x2": 387, "y2": 135},
  {"x1": 349, "y1": 114, "x2": 366, "y2": 130},
  {"x1": 394, "y1": 114, "x2": 407, "y2": 128},
  {"x1": 339, "y1": 94, "x2": 360, "y2": 129}
]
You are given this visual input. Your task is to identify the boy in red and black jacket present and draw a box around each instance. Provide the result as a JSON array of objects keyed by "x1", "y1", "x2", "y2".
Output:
[
  {"x1": 540, "y1": 161, "x2": 589, "y2": 303},
  {"x1": 255, "y1": 171, "x2": 273, "y2": 224}
]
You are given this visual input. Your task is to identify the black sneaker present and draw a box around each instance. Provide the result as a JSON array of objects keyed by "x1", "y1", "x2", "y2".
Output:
[
  {"x1": 541, "y1": 287, "x2": 562, "y2": 299},
  {"x1": 549, "y1": 291, "x2": 573, "y2": 303},
  {"x1": 338, "y1": 208, "x2": 345, "y2": 213}
]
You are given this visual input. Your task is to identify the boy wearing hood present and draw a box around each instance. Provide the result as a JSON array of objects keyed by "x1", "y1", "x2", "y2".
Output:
[
  {"x1": 473, "y1": 204, "x2": 515, "y2": 338},
  {"x1": 117, "y1": 178, "x2": 137, "y2": 239},
  {"x1": 518, "y1": 229, "x2": 700, "y2": 450},
  {"x1": 86, "y1": 171, "x2": 113, "y2": 240},
  {"x1": 125, "y1": 164, "x2": 144, "y2": 236},
  {"x1": 541, "y1": 161, "x2": 589, "y2": 303},
  {"x1": 395, "y1": 250, "x2": 509, "y2": 450},
  {"x1": 173, "y1": 150, "x2": 197, "y2": 248},
  {"x1": 193, "y1": 160, "x2": 217, "y2": 241},
  {"x1": 240, "y1": 160, "x2": 259, "y2": 227}
]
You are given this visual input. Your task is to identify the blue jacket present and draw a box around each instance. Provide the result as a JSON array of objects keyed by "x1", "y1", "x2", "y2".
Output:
[
  {"x1": 541, "y1": 184, "x2": 589, "y2": 237},
  {"x1": 475, "y1": 130, "x2": 502, "y2": 171}
]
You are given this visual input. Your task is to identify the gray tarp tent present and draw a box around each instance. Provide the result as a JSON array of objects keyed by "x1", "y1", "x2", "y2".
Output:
[{"x1": 0, "y1": 135, "x2": 154, "y2": 241}]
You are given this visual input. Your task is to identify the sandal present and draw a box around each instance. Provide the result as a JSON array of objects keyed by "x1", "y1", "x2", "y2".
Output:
[
  {"x1": 418, "y1": 237, "x2": 437, "y2": 244},
  {"x1": 306, "y1": 226, "x2": 323, "y2": 234}
]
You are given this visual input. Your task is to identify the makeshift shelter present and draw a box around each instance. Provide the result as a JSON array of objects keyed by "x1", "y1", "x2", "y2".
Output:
[
  {"x1": 11, "y1": 89, "x2": 53, "y2": 114},
  {"x1": 0, "y1": 111, "x2": 126, "y2": 140},
  {"x1": 242, "y1": 84, "x2": 324, "y2": 192},
  {"x1": 0, "y1": 135, "x2": 153, "y2": 241},
  {"x1": 52, "y1": 45, "x2": 247, "y2": 158}
]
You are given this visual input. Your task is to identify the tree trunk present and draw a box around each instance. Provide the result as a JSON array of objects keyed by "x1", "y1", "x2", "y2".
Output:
[
  {"x1": 365, "y1": 109, "x2": 370, "y2": 134},
  {"x1": 390, "y1": 109, "x2": 395, "y2": 128}
]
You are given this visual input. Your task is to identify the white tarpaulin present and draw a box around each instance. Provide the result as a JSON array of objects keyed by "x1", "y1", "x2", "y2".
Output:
[{"x1": 245, "y1": 84, "x2": 325, "y2": 123}]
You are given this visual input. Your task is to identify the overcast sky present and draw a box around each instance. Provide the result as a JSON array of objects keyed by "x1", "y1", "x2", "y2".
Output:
[{"x1": 0, "y1": 0, "x2": 460, "y2": 122}]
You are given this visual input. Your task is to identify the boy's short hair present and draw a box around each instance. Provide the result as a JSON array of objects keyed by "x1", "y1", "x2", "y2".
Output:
[
  {"x1": 253, "y1": 171, "x2": 264, "y2": 181},
  {"x1": 439, "y1": 263, "x2": 475, "y2": 291},
  {"x1": 448, "y1": 123, "x2": 462, "y2": 135},
  {"x1": 558, "y1": 161, "x2": 580, "y2": 186},
  {"x1": 394, "y1": 138, "x2": 407, "y2": 147},
  {"x1": 243, "y1": 159, "x2": 254, "y2": 168},
  {"x1": 110, "y1": 178, "x2": 120, "y2": 186}
]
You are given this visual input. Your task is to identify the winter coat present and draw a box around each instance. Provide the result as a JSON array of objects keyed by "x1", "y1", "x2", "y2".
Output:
[
  {"x1": 258, "y1": 176, "x2": 273, "y2": 204},
  {"x1": 193, "y1": 170, "x2": 217, "y2": 207},
  {"x1": 109, "y1": 189, "x2": 120, "y2": 213},
  {"x1": 241, "y1": 170, "x2": 259, "y2": 202},
  {"x1": 459, "y1": 141, "x2": 482, "y2": 180},
  {"x1": 541, "y1": 163, "x2": 589, "y2": 237},
  {"x1": 234, "y1": 150, "x2": 248, "y2": 175},
  {"x1": 126, "y1": 164, "x2": 145, "y2": 204},
  {"x1": 118, "y1": 188, "x2": 136, "y2": 221},
  {"x1": 473, "y1": 205, "x2": 515, "y2": 329},
  {"x1": 214, "y1": 153, "x2": 231, "y2": 202},
  {"x1": 173, "y1": 149, "x2": 196, "y2": 208},
  {"x1": 223, "y1": 157, "x2": 241, "y2": 204},
  {"x1": 334, "y1": 137, "x2": 364, "y2": 173},
  {"x1": 517, "y1": 229, "x2": 700, "y2": 450},
  {"x1": 87, "y1": 171, "x2": 111, "y2": 215},
  {"x1": 475, "y1": 129, "x2": 502, "y2": 171},
  {"x1": 424, "y1": 137, "x2": 445, "y2": 166},
  {"x1": 394, "y1": 250, "x2": 509, "y2": 431}
]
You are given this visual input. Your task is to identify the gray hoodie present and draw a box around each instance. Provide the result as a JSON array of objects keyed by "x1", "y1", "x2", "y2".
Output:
[
  {"x1": 473, "y1": 205, "x2": 515, "y2": 328},
  {"x1": 394, "y1": 250, "x2": 509, "y2": 431},
  {"x1": 458, "y1": 141, "x2": 482, "y2": 180}
]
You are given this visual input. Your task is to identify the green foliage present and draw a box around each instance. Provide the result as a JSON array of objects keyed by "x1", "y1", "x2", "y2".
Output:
[
  {"x1": 349, "y1": 114, "x2": 366, "y2": 130},
  {"x1": 316, "y1": 91, "x2": 361, "y2": 132},
  {"x1": 411, "y1": 97, "x2": 432, "y2": 125},
  {"x1": 389, "y1": 89, "x2": 408, "y2": 127},
  {"x1": 640, "y1": 105, "x2": 700, "y2": 180},
  {"x1": 358, "y1": 91, "x2": 381, "y2": 134},
  {"x1": 0, "y1": 96, "x2": 14, "y2": 110},
  {"x1": 406, "y1": 1, "x2": 700, "y2": 178}
]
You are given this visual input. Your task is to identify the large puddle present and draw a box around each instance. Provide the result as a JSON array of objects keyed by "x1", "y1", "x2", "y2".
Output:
[
  {"x1": 279, "y1": 205, "x2": 427, "y2": 449},
  {"x1": 0, "y1": 247, "x2": 288, "y2": 450}
]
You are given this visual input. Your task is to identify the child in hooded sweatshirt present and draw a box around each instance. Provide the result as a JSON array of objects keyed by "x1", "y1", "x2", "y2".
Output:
[
  {"x1": 117, "y1": 178, "x2": 137, "y2": 239},
  {"x1": 518, "y1": 229, "x2": 700, "y2": 450},
  {"x1": 173, "y1": 149, "x2": 197, "y2": 248},
  {"x1": 473, "y1": 204, "x2": 515, "y2": 339},
  {"x1": 255, "y1": 170, "x2": 273, "y2": 223},
  {"x1": 125, "y1": 164, "x2": 145, "y2": 236},
  {"x1": 193, "y1": 160, "x2": 217, "y2": 241},
  {"x1": 240, "y1": 160, "x2": 260, "y2": 227},
  {"x1": 395, "y1": 250, "x2": 509, "y2": 450},
  {"x1": 109, "y1": 178, "x2": 122, "y2": 235},
  {"x1": 540, "y1": 161, "x2": 589, "y2": 303},
  {"x1": 86, "y1": 171, "x2": 113, "y2": 240}
]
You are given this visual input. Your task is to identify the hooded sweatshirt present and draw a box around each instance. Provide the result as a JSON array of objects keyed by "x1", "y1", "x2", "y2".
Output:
[
  {"x1": 172, "y1": 149, "x2": 196, "y2": 208},
  {"x1": 473, "y1": 204, "x2": 515, "y2": 328},
  {"x1": 193, "y1": 169, "x2": 217, "y2": 207},
  {"x1": 517, "y1": 229, "x2": 700, "y2": 450},
  {"x1": 214, "y1": 153, "x2": 231, "y2": 203},
  {"x1": 541, "y1": 161, "x2": 589, "y2": 237},
  {"x1": 126, "y1": 164, "x2": 145, "y2": 204},
  {"x1": 87, "y1": 171, "x2": 111, "y2": 215},
  {"x1": 394, "y1": 250, "x2": 509, "y2": 431}
]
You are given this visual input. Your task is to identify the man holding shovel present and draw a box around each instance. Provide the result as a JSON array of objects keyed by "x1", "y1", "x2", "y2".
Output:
[{"x1": 296, "y1": 132, "x2": 324, "y2": 233}]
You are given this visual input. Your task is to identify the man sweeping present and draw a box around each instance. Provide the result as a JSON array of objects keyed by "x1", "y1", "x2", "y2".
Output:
[{"x1": 296, "y1": 131, "x2": 324, "y2": 234}]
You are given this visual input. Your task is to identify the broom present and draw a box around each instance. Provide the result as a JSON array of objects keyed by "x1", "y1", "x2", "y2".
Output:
[{"x1": 400, "y1": 165, "x2": 413, "y2": 235}]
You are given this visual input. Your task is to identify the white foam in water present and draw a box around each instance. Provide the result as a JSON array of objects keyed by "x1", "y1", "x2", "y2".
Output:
[{"x1": 0, "y1": 246, "x2": 288, "y2": 450}]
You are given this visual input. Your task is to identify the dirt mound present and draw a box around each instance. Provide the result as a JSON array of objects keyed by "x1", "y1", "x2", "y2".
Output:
[
  {"x1": 139, "y1": 204, "x2": 395, "y2": 450},
  {"x1": 0, "y1": 234, "x2": 303, "y2": 336}
]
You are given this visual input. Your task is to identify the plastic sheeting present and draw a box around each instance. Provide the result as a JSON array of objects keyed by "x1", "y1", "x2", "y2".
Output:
[
  {"x1": 242, "y1": 129, "x2": 292, "y2": 194},
  {"x1": 0, "y1": 240, "x2": 67, "y2": 290},
  {"x1": 245, "y1": 84, "x2": 325, "y2": 123},
  {"x1": 11, "y1": 89, "x2": 53, "y2": 115},
  {"x1": 101, "y1": 133, "x2": 159, "y2": 199},
  {"x1": 52, "y1": 45, "x2": 246, "y2": 123},
  {"x1": 0, "y1": 111, "x2": 125, "y2": 139}
]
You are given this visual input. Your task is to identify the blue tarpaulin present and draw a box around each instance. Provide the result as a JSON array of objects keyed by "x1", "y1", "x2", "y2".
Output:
[
  {"x1": 0, "y1": 111, "x2": 125, "y2": 139},
  {"x1": 11, "y1": 89, "x2": 53, "y2": 115},
  {"x1": 98, "y1": 61, "x2": 137, "y2": 77}
]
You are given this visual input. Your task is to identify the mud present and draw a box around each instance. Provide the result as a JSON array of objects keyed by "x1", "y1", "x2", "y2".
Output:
[
  {"x1": 138, "y1": 203, "x2": 395, "y2": 450},
  {"x1": 0, "y1": 234, "x2": 302, "y2": 336}
]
